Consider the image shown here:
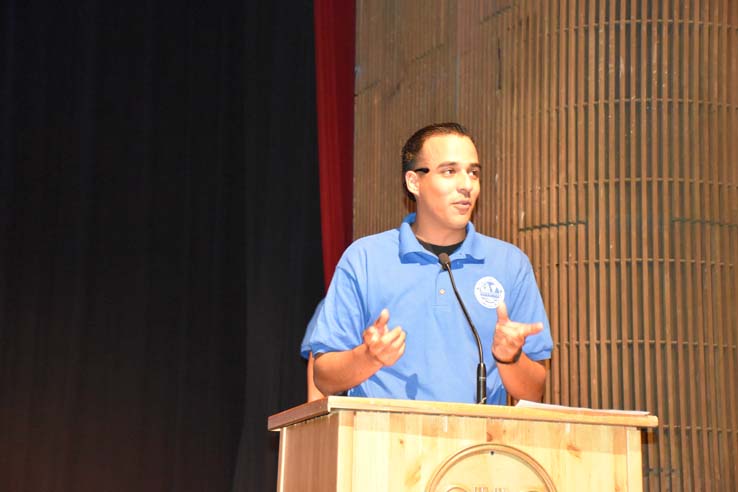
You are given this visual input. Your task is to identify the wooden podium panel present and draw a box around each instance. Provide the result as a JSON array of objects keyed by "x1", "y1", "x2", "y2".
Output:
[{"x1": 268, "y1": 396, "x2": 658, "y2": 492}]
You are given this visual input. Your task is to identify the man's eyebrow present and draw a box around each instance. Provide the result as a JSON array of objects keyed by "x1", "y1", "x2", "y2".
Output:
[
  {"x1": 436, "y1": 161, "x2": 481, "y2": 167},
  {"x1": 436, "y1": 161, "x2": 482, "y2": 169}
]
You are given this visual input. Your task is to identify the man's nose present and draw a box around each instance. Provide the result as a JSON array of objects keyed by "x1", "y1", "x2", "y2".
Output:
[{"x1": 457, "y1": 170, "x2": 473, "y2": 192}]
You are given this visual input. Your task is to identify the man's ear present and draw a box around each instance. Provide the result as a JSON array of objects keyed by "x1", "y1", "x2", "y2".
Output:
[{"x1": 405, "y1": 170, "x2": 420, "y2": 198}]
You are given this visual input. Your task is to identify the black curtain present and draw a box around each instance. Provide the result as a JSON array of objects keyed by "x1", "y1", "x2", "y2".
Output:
[{"x1": 0, "y1": 1, "x2": 323, "y2": 491}]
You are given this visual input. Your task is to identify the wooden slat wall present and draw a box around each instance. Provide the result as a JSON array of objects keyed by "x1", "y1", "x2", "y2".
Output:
[{"x1": 353, "y1": 1, "x2": 738, "y2": 490}]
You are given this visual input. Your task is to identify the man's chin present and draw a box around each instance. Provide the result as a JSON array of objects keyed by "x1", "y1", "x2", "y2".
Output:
[{"x1": 450, "y1": 216, "x2": 471, "y2": 229}]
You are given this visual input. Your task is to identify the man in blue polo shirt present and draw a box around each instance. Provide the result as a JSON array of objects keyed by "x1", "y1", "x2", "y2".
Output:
[{"x1": 308, "y1": 123, "x2": 553, "y2": 405}]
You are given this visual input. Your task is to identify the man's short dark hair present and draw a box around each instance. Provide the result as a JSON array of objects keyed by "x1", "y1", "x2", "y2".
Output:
[{"x1": 401, "y1": 122, "x2": 474, "y2": 201}]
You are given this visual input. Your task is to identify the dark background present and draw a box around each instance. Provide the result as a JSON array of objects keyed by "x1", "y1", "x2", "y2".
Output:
[{"x1": 0, "y1": 1, "x2": 323, "y2": 490}]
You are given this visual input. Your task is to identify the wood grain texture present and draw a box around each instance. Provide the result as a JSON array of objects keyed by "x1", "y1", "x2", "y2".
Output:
[
  {"x1": 272, "y1": 397, "x2": 655, "y2": 491},
  {"x1": 353, "y1": 2, "x2": 738, "y2": 490}
]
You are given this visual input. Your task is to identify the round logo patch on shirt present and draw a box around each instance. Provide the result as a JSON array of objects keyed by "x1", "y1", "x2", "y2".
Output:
[{"x1": 474, "y1": 276, "x2": 505, "y2": 309}]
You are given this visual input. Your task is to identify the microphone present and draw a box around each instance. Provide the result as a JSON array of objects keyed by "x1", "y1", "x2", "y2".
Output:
[{"x1": 438, "y1": 253, "x2": 487, "y2": 404}]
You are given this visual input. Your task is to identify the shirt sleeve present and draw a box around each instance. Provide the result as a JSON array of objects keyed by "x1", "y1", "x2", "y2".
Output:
[
  {"x1": 308, "y1": 263, "x2": 367, "y2": 356},
  {"x1": 300, "y1": 299, "x2": 324, "y2": 359}
]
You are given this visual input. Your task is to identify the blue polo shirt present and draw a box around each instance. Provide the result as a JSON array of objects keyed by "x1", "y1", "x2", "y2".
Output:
[
  {"x1": 309, "y1": 213, "x2": 553, "y2": 405},
  {"x1": 300, "y1": 299, "x2": 324, "y2": 359}
]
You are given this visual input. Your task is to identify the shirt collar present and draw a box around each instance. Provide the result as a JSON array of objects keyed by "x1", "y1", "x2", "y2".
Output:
[{"x1": 398, "y1": 213, "x2": 485, "y2": 262}]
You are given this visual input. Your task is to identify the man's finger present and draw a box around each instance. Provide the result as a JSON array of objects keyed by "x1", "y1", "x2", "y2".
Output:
[
  {"x1": 373, "y1": 308, "x2": 390, "y2": 332},
  {"x1": 496, "y1": 301, "x2": 509, "y2": 324},
  {"x1": 385, "y1": 329, "x2": 406, "y2": 365},
  {"x1": 519, "y1": 322, "x2": 544, "y2": 337},
  {"x1": 364, "y1": 326, "x2": 379, "y2": 345},
  {"x1": 382, "y1": 326, "x2": 405, "y2": 345}
]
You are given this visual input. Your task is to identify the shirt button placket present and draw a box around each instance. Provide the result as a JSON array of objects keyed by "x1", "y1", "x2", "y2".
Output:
[{"x1": 436, "y1": 272, "x2": 451, "y2": 305}]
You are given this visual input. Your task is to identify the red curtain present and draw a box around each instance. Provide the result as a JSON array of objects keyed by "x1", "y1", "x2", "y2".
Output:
[{"x1": 313, "y1": 0, "x2": 355, "y2": 289}]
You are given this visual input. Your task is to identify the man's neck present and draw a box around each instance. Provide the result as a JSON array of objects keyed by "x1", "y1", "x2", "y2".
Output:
[
  {"x1": 411, "y1": 219, "x2": 467, "y2": 246},
  {"x1": 416, "y1": 237, "x2": 464, "y2": 257}
]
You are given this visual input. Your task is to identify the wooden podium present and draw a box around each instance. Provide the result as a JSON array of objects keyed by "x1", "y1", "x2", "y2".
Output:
[{"x1": 268, "y1": 396, "x2": 658, "y2": 491}]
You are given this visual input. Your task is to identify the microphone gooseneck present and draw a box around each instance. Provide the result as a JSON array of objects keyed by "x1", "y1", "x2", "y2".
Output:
[{"x1": 438, "y1": 253, "x2": 487, "y2": 404}]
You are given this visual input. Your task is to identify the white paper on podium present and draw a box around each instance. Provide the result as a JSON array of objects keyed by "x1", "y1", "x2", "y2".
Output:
[{"x1": 515, "y1": 399, "x2": 651, "y2": 416}]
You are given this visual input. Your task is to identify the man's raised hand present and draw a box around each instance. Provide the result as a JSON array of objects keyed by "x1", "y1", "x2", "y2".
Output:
[
  {"x1": 492, "y1": 301, "x2": 543, "y2": 363},
  {"x1": 362, "y1": 309, "x2": 406, "y2": 367}
]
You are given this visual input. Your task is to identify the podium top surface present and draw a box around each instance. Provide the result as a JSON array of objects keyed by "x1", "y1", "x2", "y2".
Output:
[{"x1": 268, "y1": 396, "x2": 659, "y2": 431}]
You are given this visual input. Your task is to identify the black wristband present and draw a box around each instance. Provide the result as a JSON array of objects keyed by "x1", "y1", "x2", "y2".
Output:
[{"x1": 492, "y1": 347, "x2": 522, "y2": 365}]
